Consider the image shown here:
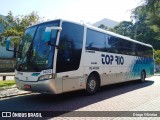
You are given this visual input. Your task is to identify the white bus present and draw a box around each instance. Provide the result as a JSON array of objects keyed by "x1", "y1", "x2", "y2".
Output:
[{"x1": 6, "y1": 19, "x2": 154, "y2": 94}]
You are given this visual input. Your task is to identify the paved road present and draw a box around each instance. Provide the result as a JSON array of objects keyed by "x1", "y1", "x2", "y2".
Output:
[{"x1": 0, "y1": 75, "x2": 160, "y2": 120}]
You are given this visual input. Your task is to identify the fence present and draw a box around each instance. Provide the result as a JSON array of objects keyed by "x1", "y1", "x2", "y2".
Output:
[
  {"x1": 0, "y1": 72, "x2": 15, "y2": 80},
  {"x1": 0, "y1": 59, "x2": 15, "y2": 72}
]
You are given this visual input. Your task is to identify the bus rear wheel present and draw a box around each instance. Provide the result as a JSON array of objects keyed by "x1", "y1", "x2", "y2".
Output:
[
  {"x1": 140, "y1": 71, "x2": 146, "y2": 82},
  {"x1": 86, "y1": 74, "x2": 99, "y2": 95}
]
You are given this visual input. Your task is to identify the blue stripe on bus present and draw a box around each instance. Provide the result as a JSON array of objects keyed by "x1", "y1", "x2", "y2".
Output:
[{"x1": 127, "y1": 57, "x2": 154, "y2": 79}]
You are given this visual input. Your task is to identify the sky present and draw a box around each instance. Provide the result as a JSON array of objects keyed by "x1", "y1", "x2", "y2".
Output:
[{"x1": 0, "y1": 0, "x2": 142, "y2": 24}]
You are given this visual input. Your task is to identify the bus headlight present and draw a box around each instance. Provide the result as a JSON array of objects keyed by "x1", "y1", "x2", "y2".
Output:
[{"x1": 38, "y1": 74, "x2": 55, "y2": 81}]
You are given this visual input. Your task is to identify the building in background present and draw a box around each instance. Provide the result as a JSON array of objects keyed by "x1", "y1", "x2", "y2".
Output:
[{"x1": 0, "y1": 14, "x2": 15, "y2": 72}]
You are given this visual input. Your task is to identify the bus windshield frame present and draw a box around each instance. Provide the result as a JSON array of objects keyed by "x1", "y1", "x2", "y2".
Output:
[{"x1": 16, "y1": 20, "x2": 60, "y2": 72}]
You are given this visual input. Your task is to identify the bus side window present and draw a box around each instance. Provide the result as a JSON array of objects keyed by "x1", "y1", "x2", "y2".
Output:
[
  {"x1": 59, "y1": 40, "x2": 73, "y2": 62},
  {"x1": 56, "y1": 22, "x2": 84, "y2": 73},
  {"x1": 108, "y1": 36, "x2": 118, "y2": 53},
  {"x1": 86, "y1": 29, "x2": 106, "y2": 52}
]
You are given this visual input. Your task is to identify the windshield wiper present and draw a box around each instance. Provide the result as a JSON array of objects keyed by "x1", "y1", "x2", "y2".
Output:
[{"x1": 16, "y1": 42, "x2": 33, "y2": 71}]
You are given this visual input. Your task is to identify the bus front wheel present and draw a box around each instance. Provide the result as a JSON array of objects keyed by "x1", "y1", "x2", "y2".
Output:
[
  {"x1": 140, "y1": 70, "x2": 146, "y2": 82},
  {"x1": 86, "y1": 74, "x2": 99, "y2": 95}
]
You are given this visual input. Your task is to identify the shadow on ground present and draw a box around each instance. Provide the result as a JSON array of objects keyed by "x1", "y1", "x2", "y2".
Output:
[{"x1": 0, "y1": 79, "x2": 154, "y2": 118}]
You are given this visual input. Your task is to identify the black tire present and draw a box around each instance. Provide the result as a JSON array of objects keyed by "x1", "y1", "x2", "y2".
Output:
[
  {"x1": 140, "y1": 71, "x2": 146, "y2": 82},
  {"x1": 86, "y1": 74, "x2": 99, "y2": 95}
]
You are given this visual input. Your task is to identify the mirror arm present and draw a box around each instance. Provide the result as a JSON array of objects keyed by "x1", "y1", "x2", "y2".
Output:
[
  {"x1": 51, "y1": 44, "x2": 59, "y2": 49},
  {"x1": 6, "y1": 48, "x2": 18, "y2": 52},
  {"x1": 46, "y1": 42, "x2": 59, "y2": 49},
  {"x1": 6, "y1": 49, "x2": 13, "y2": 52}
]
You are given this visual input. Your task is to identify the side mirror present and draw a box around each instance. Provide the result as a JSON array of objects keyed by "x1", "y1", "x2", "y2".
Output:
[
  {"x1": 44, "y1": 27, "x2": 62, "y2": 46},
  {"x1": 6, "y1": 36, "x2": 20, "y2": 52},
  {"x1": 6, "y1": 37, "x2": 11, "y2": 51}
]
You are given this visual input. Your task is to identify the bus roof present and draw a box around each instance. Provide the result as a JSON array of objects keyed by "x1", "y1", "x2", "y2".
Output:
[{"x1": 28, "y1": 19, "x2": 153, "y2": 48}]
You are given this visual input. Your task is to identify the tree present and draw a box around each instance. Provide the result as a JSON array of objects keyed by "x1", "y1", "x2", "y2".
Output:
[
  {"x1": 0, "y1": 11, "x2": 43, "y2": 34},
  {"x1": 13, "y1": 11, "x2": 43, "y2": 32},
  {"x1": 108, "y1": 28, "x2": 116, "y2": 33},
  {"x1": 98, "y1": 24, "x2": 108, "y2": 30},
  {"x1": 154, "y1": 50, "x2": 160, "y2": 65},
  {"x1": 0, "y1": 11, "x2": 43, "y2": 42},
  {"x1": 114, "y1": 21, "x2": 134, "y2": 38},
  {"x1": 108, "y1": 0, "x2": 160, "y2": 50},
  {"x1": 2, "y1": 28, "x2": 23, "y2": 37},
  {"x1": 132, "y1": 0, "x2": 160, "y2": 31},
  {"x1": 0, "y1": 11, "x2": 43, "y2": 58}
]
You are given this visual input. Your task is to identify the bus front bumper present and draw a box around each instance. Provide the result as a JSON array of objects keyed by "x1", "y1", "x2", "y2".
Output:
[{"x1": 15, "y1": 78, "x2": 62, "y2": 94}]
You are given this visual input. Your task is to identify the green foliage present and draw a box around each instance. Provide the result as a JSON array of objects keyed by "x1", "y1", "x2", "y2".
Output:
[
  {"x1": 111, "y1": 0, "x2": 160, "y2": 50},
  {"x1": 0, "y1": 80, "x2": 15, "y2": 87},
  {"x1": 0, "y1": 11, "x2": 43, "y2": 58},
  {"x1": 1, "y1": 11, "x2": 42, "y2": 33},
  {"x1": 0, "y1": 11, "x2": 42, "y2": 36},
  {"x1": 0, "y1": 11, "x2": 43, "y2": 47},
  {"x1": 132, "y1": 0, "x2": 160, "y2": 29},
  {"x1": 12, "y1": 11, "x2": 42, "y2": 32},
  {"x1": 98, "y1": 24, "x2": 108, "y2": 30},
  {"x1": 114, "y1": 21, "x2": 134, "y2": 38},
  {"x1": 108, "y1": 28, "x2": 116, "y2": 33},
  {"x1": 132, "y1": 0, "x2": 160, "y2": 50},
  {"x1": 113, "y1": 20, "x2": 160, "y2": 50},
  {"x1": 154, "y1": 50, "x2": 160, "y2": 65},
  {"x1": 0, "y1": 28, "x2": 22, "y2": 46},
  {"x1": 3, "y1": 28, "x2": 23, "y2": 37}
]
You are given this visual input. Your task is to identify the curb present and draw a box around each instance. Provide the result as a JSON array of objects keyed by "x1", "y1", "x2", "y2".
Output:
[
  {"x1": 0, "y1": 92, "x2": 31, "y2": 99},
  {"x1": 0, "y1": 86, "x2": 32, "y2": 99},
  {"x1": 0, "y1": 85, "x2": 16, "y2": 90}
]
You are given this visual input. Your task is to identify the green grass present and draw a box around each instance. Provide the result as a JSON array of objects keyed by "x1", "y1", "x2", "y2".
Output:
[{"x1": 0, "y1": 80, "x2": 15, "y2": 88}]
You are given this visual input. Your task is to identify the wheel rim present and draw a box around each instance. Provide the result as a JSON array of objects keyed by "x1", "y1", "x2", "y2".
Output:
[{"x1": 88, "y1": 79, "x2": 96, "y2": 91}]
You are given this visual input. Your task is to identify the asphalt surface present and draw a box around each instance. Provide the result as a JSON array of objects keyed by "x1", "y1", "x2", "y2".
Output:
[{"x1": 0, "y1": 75, "x2": 160, "y2": 120}]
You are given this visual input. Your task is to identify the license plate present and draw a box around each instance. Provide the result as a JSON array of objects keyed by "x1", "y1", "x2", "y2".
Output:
[{"x1": 24, "y1": 84, "x2": 31, "y2": 89}]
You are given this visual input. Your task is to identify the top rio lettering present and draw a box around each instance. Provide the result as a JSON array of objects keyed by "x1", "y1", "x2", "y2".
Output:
[{"x1": 101, "y1": 54, "x2": 124, "y2": 65}]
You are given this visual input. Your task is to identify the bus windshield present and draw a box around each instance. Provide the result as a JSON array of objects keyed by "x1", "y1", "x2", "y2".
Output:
[{"x1": 16, "y1": 21, "x2": 59, "y2": 72}]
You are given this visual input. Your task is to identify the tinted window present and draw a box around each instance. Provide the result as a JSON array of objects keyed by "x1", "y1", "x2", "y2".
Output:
[
  {"x1": 30, "y1": 21, "x2": 59, "y2": 71},
  {"x1": 56, "y1": 22, "x2": 84, "y2": 73},
  {"x1": 86, "y1": 29, "x2": 149, "y2": 57},
  {"x1": 145, "y1": 47, "x2": 153, "y2": 58},
  {"x1": 107, "y1": 35, "x2": 119, "y2": 53},
  {"x1": 16, "y1": 21, "x2": 60, "y2": 72},
  {"x1": 86, "y1": 29, "x2": 106, "y2": 51},
  {"x1": 118, "y1": 39, "x2": 135, "y2": 55},
  {"x1": 136, "y1": 44, "x2": 144, "y2": 56},
  {"x1": 136, "y1": 44, "x2": 153, "y2": 57},
  {"x1": 18, "y1": 26, "x2": 37, "y2": 61},
  {"x1": 106, "y1": 35, "x2": 135, "y2": 55}
]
